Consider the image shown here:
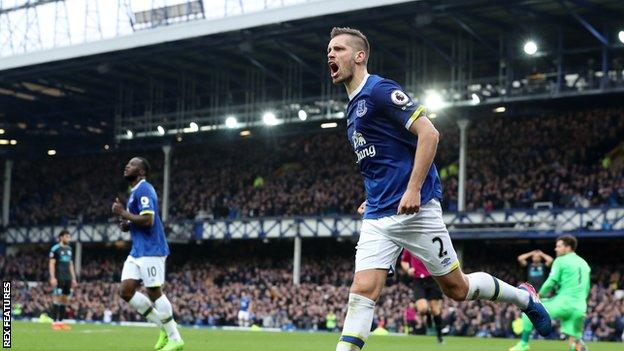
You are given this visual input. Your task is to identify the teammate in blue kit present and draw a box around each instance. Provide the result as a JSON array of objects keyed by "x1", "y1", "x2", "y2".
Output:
[
  {"x1": 327, "y1": 27, "x2": 552, "y2": 351},
  {"x1": 238, "y1": 291, "x2": 253, "y2": 327},
  {"x1": 111, "y1": 157, "x2": 184, "y2": 351}
]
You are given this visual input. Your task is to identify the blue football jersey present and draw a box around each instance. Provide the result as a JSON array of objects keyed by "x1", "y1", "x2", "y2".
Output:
[
  {"x1": 240, "y1": 296, "x2": 251, "y2": 311},
  {"x1": 346, "y1": 74, "x2": 443, "y2": 219},
  {"x1": 127, "y1": 179, "x2": 170, "y2": 257}
]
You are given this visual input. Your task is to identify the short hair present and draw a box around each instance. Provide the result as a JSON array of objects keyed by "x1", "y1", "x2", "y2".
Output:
[
  {"x1": 557, "y1": 235, "x2": 578, "y2": 251},
  {"x1": 330, "y1": 27, "x2": 370, "y2": 64},
  {"x1": 58, "y1": 229, "x2": 70, "y2": 238},
  {"x1": 136, "y1": 157, "x2": 151, "y2": 177}
]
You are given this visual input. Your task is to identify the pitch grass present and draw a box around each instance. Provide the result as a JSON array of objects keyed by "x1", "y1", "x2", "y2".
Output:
[{"x1": 10, "y1": 321, "x2": 622, "y2": 351}]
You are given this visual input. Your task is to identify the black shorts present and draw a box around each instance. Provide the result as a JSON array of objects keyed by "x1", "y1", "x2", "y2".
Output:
[
  {"x1": 54, "y1": 279, "x2": 72, "y2": 296},
  {"x1": 413, "y1": 276, "x2": 443, "y2": 301}
]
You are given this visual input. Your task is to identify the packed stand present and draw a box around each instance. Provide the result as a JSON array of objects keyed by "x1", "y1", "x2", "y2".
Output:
[
  {"x1": 9, "y1": 151, "x2": 163, "y2": 226},
  {"x1": 7, "y1": 108, "x2": 624, "y2": 226},
  {"x1": 442, "y1": 108, "x2": 624, "y2": 212}
]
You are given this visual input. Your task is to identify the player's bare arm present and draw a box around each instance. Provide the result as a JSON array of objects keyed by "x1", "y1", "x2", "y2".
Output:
[
  {"x1": 119, "y1": 219, "x2": 130, "y2": 232},
  {"x1": 357, "y1": 201, "x2": 366, "y2": 215},
  {"x1": 536, "y1": 250, "x2": 554, "y2": 266},
  {"x1": 49, "y1": 257, "x2": 57, "y2": 286},
  {"x1": 69, "y1": 261, "x2": 78, "y2": 288},
  {"x1": 112, "y1": 197, "x2": 154, "y2": 227},
  {"x1": 397, "y1": 114, "x2": 439, "y2": 215},
  {"x1": 517, "y1": 250, "x2": 537, "y2": 267}
]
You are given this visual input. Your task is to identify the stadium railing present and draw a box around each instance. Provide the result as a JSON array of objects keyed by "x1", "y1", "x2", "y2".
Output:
[{"x1": 5, "y1": 206, "x2": 624, "y2": 243}]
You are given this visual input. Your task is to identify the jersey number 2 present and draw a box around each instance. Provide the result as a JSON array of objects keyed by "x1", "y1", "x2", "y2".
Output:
[{"x1": 432, "y1": 237, "x2": 448, "y2": 258}]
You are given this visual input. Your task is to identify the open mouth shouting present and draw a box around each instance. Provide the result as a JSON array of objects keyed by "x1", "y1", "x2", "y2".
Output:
[{"x1": 328, "y1": 61, "x2": 340, "y2": 79}]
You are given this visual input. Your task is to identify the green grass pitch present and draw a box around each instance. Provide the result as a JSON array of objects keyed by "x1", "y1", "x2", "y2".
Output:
[{"x1": 10, "y1": 321, "x2": 622, "y2": 351}]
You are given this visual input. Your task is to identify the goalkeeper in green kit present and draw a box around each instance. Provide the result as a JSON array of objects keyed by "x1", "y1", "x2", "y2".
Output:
[{"x1": 509, "y1": 235, "x2": 591, "y2": 351}]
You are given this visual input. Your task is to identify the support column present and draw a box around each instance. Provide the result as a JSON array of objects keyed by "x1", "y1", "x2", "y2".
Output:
[
  {"x1": 75, "y1": 240, "x2": 82, "y2": 279},
  {"x1": 293, "y1": 236, "x2": 302, "y2": 285},
  {"x1": 162, "y1": 145, "x2": 172, "y2": 223},
  {"x1": 556, "y1": 27, "x2": 563, "y2": 94},
  {"x1": 601, "y1": 43, "x2": 609, "y2": 89},
  {"x1": 457, "y1": 120, "x2": 470, "y2": 212},
  {"x1": 3, "y1": 159, "x2": 13, "y2": 227}
]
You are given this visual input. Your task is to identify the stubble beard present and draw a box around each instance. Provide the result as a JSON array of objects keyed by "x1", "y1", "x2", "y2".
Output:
[
  {"x1": 124, "y1": 174, "x2": 138, "y2": 182},
  {"x1": 333, "y1": 68, "x2": 352, "y2": 85}
]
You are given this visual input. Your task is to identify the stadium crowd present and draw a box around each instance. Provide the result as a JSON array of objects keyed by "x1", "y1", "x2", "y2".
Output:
[
  {"x1": 6, "y1": 108, "x2": 624, "y2": 226},
  {"x1": 3, "y1": 248, "x2": 623, "y2": 342},
  {"x1": 442, "y1": 108, "x2": 624, "y2": 212}
]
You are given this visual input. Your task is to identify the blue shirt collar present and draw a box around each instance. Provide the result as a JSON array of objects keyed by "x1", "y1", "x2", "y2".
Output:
[
  {"x1": 131, "y1": 179, "x2": 146, "y2": 192},
  {"x1": 348, "y1": 74, "x2": 370, "y2": 101}
]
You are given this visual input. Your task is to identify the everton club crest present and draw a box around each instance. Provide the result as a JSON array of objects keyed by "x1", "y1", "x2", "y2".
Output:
[{"x1": 356, "y1": 99, "x2": 367, "y2": 117}]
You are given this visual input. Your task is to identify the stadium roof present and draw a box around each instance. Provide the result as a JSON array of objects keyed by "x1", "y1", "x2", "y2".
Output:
[
  {"x1": 1, "y1": 0, "x2": 624, "y2": 156},
  {"x1": 0, "y1": 0, "x2": 414, "y2": 71}
]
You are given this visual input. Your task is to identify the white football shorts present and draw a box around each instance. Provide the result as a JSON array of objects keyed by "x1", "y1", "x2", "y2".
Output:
[
  {"x1": 355, "y1": 199, "x2": 459, "y2": 276},
  {"x1": 238, "y1": 310, "x2": 250, "y2": 321},
  {"x1": 120, "y1": 255, "x2": 167, "y2": 287}
]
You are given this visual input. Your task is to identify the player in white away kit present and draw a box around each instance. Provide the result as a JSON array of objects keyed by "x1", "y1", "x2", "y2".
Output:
[
  {"x1": 111, "y1": 157, "x2": 184, "y2": 351},
  {"x1": 327, "y1": 27, "x2": 552, "y2": 351}
]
